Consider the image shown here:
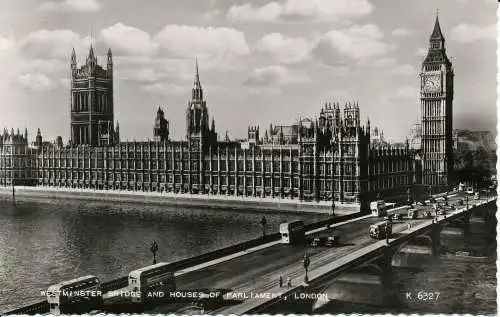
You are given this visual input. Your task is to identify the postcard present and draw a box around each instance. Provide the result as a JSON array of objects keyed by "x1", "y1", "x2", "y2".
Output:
[{"x1": 0, "y1": 0, "x2": 496, "y2": 315}]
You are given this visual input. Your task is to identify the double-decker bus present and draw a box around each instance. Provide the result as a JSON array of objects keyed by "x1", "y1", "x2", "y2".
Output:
[
  {"x1": 279, "y1": 220, "x2": 305, "y2": 244},
  {"x1": 370, "y1": 200, "x2": 387, "y2": 217},
  {"x1": 46, "y1": 275, "x2": 102, "y2": 315},
  {"x1": 128, "y1": 262, "x2": 176, "y2": 304}
]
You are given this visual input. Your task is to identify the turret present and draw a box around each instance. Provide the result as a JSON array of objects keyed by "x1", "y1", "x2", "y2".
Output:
[
  {"x1": 107, "y1": 48, "x2": 113, "y2": 71},
  {"x1": 71, "y1": 48, "x2": 77, "y2": 74},
  {"x1": 36, "y1": 128, "x2": 42, "y2": 147}
]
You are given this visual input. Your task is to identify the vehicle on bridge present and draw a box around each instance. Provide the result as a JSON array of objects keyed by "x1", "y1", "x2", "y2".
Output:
[
  {"x1": 280, "y1": 220, "x2": 305, "y2": 244},
  {"x1": 466, "y1": 187, "x2": 474, "y2": 195},
  {"x1": 192, "y1": 291, "x2": 224, "y2": 310},
  {"x1": 391, "y1": 213, "x2": 402, "y2": 220},
  {"x1": 46, "y1": 275, "x2": 102, "y2": 315},
  {"x1": 370, "y1": 200, "x2": 387, "y2": 217},
  {"x1": 311, "y1": 236, "x2": 327, "y2": 247},
  {"x1": 369, "y1": 221, "x2": 392, "y2": 239},
  {"x1": 325, "y1": 235, "x2": 340, "y2": 247},
  {"x1": 408, "y1": 208, "x2": 418, "y2": 219},
  {"x1": 128, "y1": 262, "x2": 176, "y2": 304}
]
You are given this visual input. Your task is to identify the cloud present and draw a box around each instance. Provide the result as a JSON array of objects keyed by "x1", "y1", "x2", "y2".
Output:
[
  {"x1": 253, "y1": 33, "x2": 311, "y2": 64},
  {"x1": 38, "y1": 0, "x2": 101, "y2": 12},
  {"x1": 141, "y1": 83, "x2": 188, "y2": 96},
  {"x1": 99, "y1": 23, "x2": 158, "y2": 56},
  {"x1": 243, "y1": 65, "x2": 310, "y2": 87},
  {"x1": 155, "y1": 25, "x2": 250, "y2": 59},
  {"x1": 415, "y1": 47, "x2": 427, "y2": 56},
  {"x1": 325, "y1": 88, "x2": 350, "y2": 99},
  {"x1": 202, "y1": 9, "x2": 222, "y2": 20},
  {"x1": 18, "y1": 59, "x2": 67, "y2": 74},
  {"x1": 13, "y1": 74, "x2": 55, "y2": 92},
  {"x1": 390, "y1": 64, "x2": 415, "y2": 76},
  {"x1": 391, "y1": 28, "x2": 414, "y2": 36},
  {"x1": 373, "y1": 57, "x2": 396, "y2": 67},
  {"x1": 450, "y1": 23, "x2": 496, "y2": 43},
  {"x1": 0, "y1": 35, "x2": 14, "y2": 52},
  {"x1": 19, "y1": 29, "x2": 86, "y2": 60},
  {"x1": 313, "y1": 24, "x2": 394, "y2": 63},
  {"x1": 227, "y1": 0, "x2": 373, "y2": 23}
]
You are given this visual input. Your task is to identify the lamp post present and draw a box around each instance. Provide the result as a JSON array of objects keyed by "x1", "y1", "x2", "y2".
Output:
[
  {"x1": 150, "y1": 240, "x2": 159, "y2": 264},
  {"x1": 260, "y1": 216, "x2": 267, "y2": 237},
  {"x1": 303, "y1": 253, "x2": 310, "y2": 283}
]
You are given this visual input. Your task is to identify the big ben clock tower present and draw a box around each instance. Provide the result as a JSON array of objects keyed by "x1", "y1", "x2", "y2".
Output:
[{"x1": 420, "y1": 14, "x2": 454, "y2": 191}]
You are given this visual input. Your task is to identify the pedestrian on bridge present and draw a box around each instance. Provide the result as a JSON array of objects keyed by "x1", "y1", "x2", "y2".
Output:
[
  {"x1": 287, "y1": 276, "x2": 292, "y2": 287},
  {"x1": 279, "y1": 275, "x2": 283, "y2": 287}
]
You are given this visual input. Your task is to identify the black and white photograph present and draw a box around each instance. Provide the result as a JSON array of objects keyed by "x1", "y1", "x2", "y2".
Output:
[{"x1": 0, "y1": 0, "x2": 497, "y2": 315}]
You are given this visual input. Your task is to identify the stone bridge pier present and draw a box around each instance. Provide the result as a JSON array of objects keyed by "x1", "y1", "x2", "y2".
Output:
[
  {"x1": 440, "y1": 216, "x2": 470, "y2": 251},
  {"x1": 392, "y1": 224, "x2": 440, "y2": 269},
  {"x1": 282, "y1": 249, "x2": 399, "y2": 313}
]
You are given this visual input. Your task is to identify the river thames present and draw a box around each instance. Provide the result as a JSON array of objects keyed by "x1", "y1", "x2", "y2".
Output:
[{"x1": 0, "y1": 196, "x2": 330, "y2": 312}]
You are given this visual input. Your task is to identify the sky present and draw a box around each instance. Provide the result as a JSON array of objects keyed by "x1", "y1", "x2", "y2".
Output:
[{"x1": 0, "y1": 0, "x2": 496, "y2": 143}]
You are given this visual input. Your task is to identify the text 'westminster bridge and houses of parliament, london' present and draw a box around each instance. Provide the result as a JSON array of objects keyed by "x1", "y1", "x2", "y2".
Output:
[{"x1": 0, "y1": 16, "x2": 455, "y2": 212}]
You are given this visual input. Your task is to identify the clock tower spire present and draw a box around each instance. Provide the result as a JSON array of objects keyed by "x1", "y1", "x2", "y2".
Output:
[{"x1": 419, "y1": 13, "x2": 454, "y2": 191}]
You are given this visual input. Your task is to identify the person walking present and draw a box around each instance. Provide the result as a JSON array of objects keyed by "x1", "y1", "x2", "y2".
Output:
[
  {"x1": 279, "y1": 276, "x2": 283, "y2": 287},
  {"x1": 287, "y1": 276, "x2": 292, "y2": 287}
]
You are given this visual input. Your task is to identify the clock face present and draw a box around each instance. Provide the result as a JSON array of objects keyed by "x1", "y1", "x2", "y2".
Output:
[{"x1": 424, "y1": 75, "x2": 441, "y2": 92}]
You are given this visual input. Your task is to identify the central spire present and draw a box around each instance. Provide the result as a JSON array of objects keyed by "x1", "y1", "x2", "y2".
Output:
[{"x1": 194, "y1": 57, "x2": 201, "y2": 88}]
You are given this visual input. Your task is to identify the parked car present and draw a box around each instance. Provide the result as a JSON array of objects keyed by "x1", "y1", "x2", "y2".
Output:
[
  {"x1": 474, "y1": 192, "x2": 480, "y2": 200},
  {"x1": 325, "y1": 235, "x2": 340, "y2": 247},
  {"x1": 457, "y1": 199, "x2": 463, "y2": 205}
]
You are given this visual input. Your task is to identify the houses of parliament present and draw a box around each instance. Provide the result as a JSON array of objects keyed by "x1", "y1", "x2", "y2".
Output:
[{"x1": 0, "y1": 16, "x2": 454, "y2": 210}]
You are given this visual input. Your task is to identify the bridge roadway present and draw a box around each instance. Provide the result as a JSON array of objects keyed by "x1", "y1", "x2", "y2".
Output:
[
  {"x1": 101, "y1": 192, "x2": 475, "y2": 314},
  {"x1": 217, "y1": 195, "x2": 495, "y2": 315}
]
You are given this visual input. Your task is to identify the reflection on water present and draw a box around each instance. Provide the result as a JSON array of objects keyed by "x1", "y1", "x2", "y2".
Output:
[{"x1": 0, "y1": 197, "x2": 329, "y2": 312}]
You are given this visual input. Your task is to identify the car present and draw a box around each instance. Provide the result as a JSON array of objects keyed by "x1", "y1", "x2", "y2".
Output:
[
  {"x1": 311, "y1": 236, "x2": 327, "y2": 247},
  {"x1": 437, "y1": 209, "x2": 445, "y2": 215},
  {"x1": 429, "y1": 197, "x2": 436, "y2": 203},
  {"x1": 416, "y1": 201, "x2": 426, "y2": 206},
  {"x1": 457, "y1": 199, "x2": 463, "y2": 205},
  {"x1": 192, "y1": 292, "x2": 224, "y2": 310},
  {"x1": 474, "y1": 193, "x2": 480, "y2": 200},
  {"x1": 391, "y1": 213, "x2": 402, "y2": 220},
  {"x1": 325, "y1": 235, "x2": 340, "y2": 247}
]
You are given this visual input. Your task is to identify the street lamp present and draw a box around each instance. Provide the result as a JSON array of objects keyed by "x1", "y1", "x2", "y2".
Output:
[
  {"x1": 303, "y1": 253, "x2": 310, "y2": 283},
  {"x1": 385, "y1": 220, "x2": 391, "y2": 244},
  {"x1": 150, "y1": 240, "x2": 159, "y2": 264},
  {"x1": 260, "y1": 216, "x2": 267, "y2": 237}
]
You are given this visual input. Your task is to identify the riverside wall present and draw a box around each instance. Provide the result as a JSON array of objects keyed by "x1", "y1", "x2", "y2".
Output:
[{"x1": 0, "y1": 186, "x2": 361, "y2": 215}]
